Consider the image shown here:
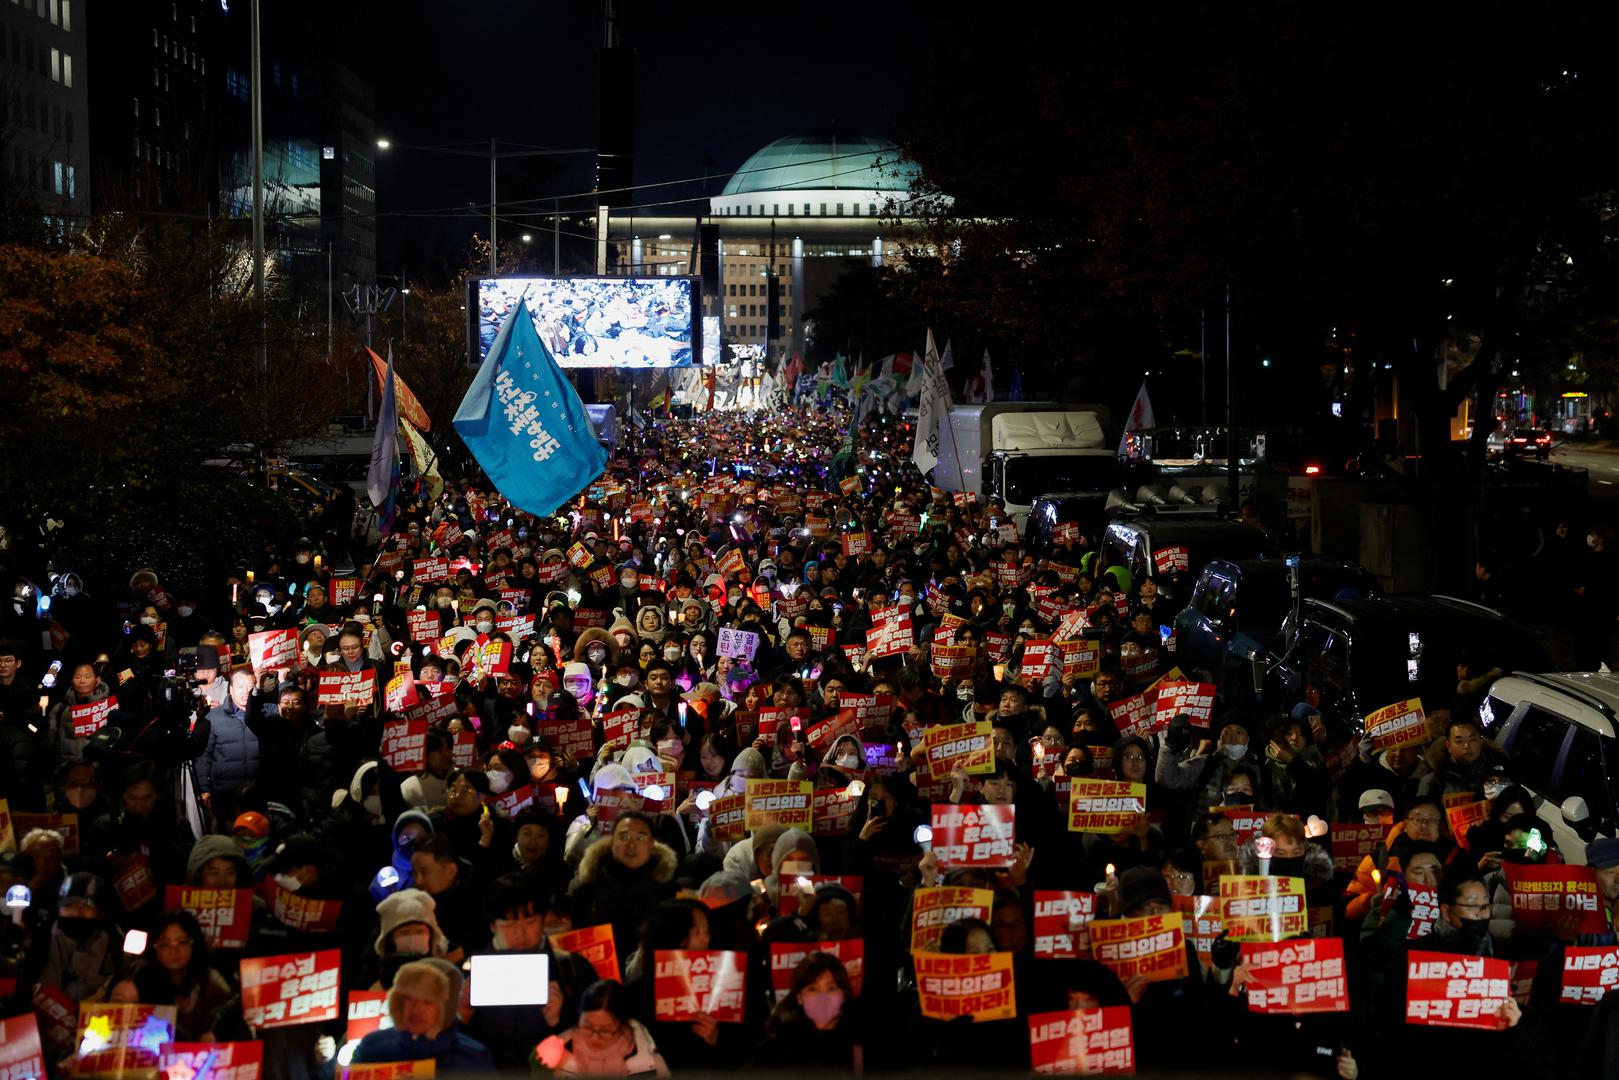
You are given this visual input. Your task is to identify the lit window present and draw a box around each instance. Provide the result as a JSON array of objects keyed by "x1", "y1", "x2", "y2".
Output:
[
  {"x1": 62, "y1": 54, "x2": 71, "y2": 87},
  {"x1": 49, "y1": 0, "x2": 56, "y2": 25},
  {"x1": 153, "y1": 28, "x2": 159, "y2": 46},
  {"x1": 62, "y1": 0, "x2": 70, "y2": 31},
  {"x1": 66, "y1": 163, "x2": 75, "y2": 198},
  {"x1": 52, "y1": 160, "x2": 62, "y2": 195},
  {"x1": 50, "y1": 47, "x2": 59, "y2": 81},
  {"x1": 133, "y1": 96, "x2": 140, "y2": 116}
]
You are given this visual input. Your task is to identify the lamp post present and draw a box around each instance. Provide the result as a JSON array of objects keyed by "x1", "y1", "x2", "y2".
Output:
[{"x1": 374, "y1": 139, "x2": 593, "y2": 274}]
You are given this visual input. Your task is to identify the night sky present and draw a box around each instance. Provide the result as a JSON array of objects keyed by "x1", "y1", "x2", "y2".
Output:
[{"x1": 306, "y1": 0, "x2": 952, "y2": 278}]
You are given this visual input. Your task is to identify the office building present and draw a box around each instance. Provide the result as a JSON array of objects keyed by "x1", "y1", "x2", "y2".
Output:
[{"x1": 1, "y1": 0, "x2": 90, "y2": 232}]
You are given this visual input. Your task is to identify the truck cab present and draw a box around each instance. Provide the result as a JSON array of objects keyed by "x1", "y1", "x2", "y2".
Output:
[{"x1": 934, "y1": 403, "x2": 1118, "y2": 527}]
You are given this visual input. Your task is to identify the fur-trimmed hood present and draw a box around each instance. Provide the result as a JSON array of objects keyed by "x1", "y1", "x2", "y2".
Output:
[
  {"x1": 573, "y1": 834, "x2": 679, "y2": 887},
  {"x1": 387, "y1": 957, "x2": 461, "y2": 1039}
]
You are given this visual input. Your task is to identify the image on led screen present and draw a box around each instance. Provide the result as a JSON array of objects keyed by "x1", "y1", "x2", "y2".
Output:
[{"x1": 472, "y1": 276, "x2": 698, "y2": 369}]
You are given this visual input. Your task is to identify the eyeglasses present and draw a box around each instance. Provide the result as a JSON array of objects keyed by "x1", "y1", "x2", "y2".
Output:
[
  {"x1": 1407, "y1": 815, "x2": 1443, "y2": 826},
  {"x1": 1451, "y1": 901, "x2": 1491, "y2": 913},
  {"x1": 580, "y1": 1022, "x2": 623, "y2": 1039},
  {"x1": 447, "y1": 784, "x2": 477, "y2": 797}
]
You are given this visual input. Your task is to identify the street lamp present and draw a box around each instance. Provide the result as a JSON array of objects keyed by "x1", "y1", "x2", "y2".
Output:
[
  {"x1": 374, "y1": 137, "x2": 594, "y2": 275},
  {"x1": 522, "y1": 234, "x2": 533, "y2": 243}
]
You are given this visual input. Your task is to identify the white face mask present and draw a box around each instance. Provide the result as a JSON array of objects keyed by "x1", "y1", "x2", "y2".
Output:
[
  {"x1": 363, "y1": 794, "x2": 382, "y2": 816},
  {"x1": 487, "y1": 769, "x2": 512, "y2": 794},
  {"x1": 1224, "y1": 743, "x2": 1248, "y2": 761},
  {"x1": 177, "y1": 606, "x2": 195, "y2": 618},
  {"x1": 64, "y1": 584, "x2": 80, "y2": 598},
  {"x1": 475, "y1": 620, "x2": 494, "y2": 635},
  {"x1": 272, "y1": 872, "x2": 303, "y2": 893},
  {"x1": 391, "y1": 929, "x2": 431, "y2": 956},
  {"x1": 614, "y1": 673, "x2": 638, "y2": 687},
  {"x1": 508, "y1": 725, "x2": 531, "y2": 745},
  {"x1": 140, "y1": 615, "x2": 158, "y2": 626},
  {"x1": 663, "y1": 647, "x2": 682, "y2": 662},
  {"x1": 586, "y1": 645, "x2": 608, "y2": 665},
  {"x1": 835, "y1": 752, "x2": 862, "y2": 770},
  {"x1": 295, "y1": 554, "x2": 311, "y2": 565}
]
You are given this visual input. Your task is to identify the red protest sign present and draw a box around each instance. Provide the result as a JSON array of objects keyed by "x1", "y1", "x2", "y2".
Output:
[
  {"x1": 602, "y1": 708, "x2": 639, "y2": 752},
  {"x1": 1446, "y1": 798, "x2": 1491, "y2": 848},
  {"x1": 384, "y1": 672, "x2": 420, "y2": 714},
  {"x1": 405, "y1": 609, "x2": 442, "y2": 644},
  {"x1": 328, "y1": 577, "x2": 360, "y2": 607},
  {"x1": 1407, "y1": 884, "x2": 1440, "y2": 939},
  {"x1": 75, "y1": 1003, "x2": 177, "y2": 1078},
  {"x1": 911, "y1": 886, "x2": 995, "y2": 952},
  {"x1": 266, "y1": 883, "x2": 344, "y2": 933},
  {"x1": 541, "y1": 716, "x2": 596, "y2": 760},
  {"x1": 1174, "y1": 894, "x2": 1225, "y2": 967},
  {"x1": 1028, "y1": 1007, "x2": 1135, "y2": 1075},
  {"x1": 1020, "y1": 637, "x2": 1057, "y2": 682},
  {"x1": 0, "y1": 1013, "x2": 46, "y2": 1080},
  {"x1": 534, "y1": 560, "x2": 568, "y2": 585},
  {"x1": 778, "y1": 874, "x2": 863, "y2": 917},
  {"x1": 866, "y1": 616, "x2": 913, "y2": 659},
  {"x1": 803, "y1": 710, "x2": 858, "y2": 753},
  {"x1": 931, "y1": 803, "x2": 1016, "y2": 869},
  {"x1": 708, "y1": 793, "x2": 748, "y2": 843},
  {"x1": 922, "y1": 720, "x2": 995, "y2": 776},
  {"x1": 1218, "y1": 807, "x2": 1270, "y2": 848},
  {"x1": 836, "y1": 691, "x2": 894, "y2": 735},
  {"x1": 412, "y1": 557, "x2": 449, "y2": 583},
  {"x1": 12, "y1": 811, "x2": 78, "y2": 856},
  {"x1": 1365, "y1": 697, "x2": 1428, "y2": 751},
  {"x1": 769, "y1": 939, "x2": 864, "y2": 1002},
  {"x1": 1406, "y1": 951, "x2": 1512, "y2": 1030},
  {"x1": 1219, "y1": 875, "x2": 1308, "y2": 942},
  {"x1": 402, "y1": 691, "x2": 458, "y2": 729},
  {"x1": 1153, "y1": 546, "x2": 1190, "y2": 574},
  {"x1": 811, "y1": 786, "x2": 861, "y2": 836},
  {"x1": 316, "y1": 669, "x2": 376, "y2": 707},
  {"x1": 841, "y1": 531, "x2": 871, "y2": 557},
  {"x1": 240, "y1": 949, "x2": 342, "y2": 1028},
  {"x1": 1241, "y1": 937, "x2": 1349, "y2": 1014},
  {"x1": 1151, "y1": 681, "x2": 1216, "y2": 727},
  {"x1": 552, "y1": 924, "x2": 622, "y2": 982},
  {"x1": 112, "y1": 852, "x2": 157, "y2": 911},
  {"x1": 1106, "y1": 693, "x2": 1156, "y2": 739},
  {"x1": 343, "y1": 991, "x2": 389, "y2": 1044},
  {"x1": 450, "y1": 729, "x2": 478, "y2": 769},
  {"x1": 381, "y1": 718, "x2": 428, "y2": 772},
  {"x1": 744, "y1": 779, "x2": 812, "y2": 831},
  {"x1": 68, "y1": 696, "x2": 117, "y2": 739},
  {"x1": 914, "y1": 951, "x2": 1017, "y2": 1022},
  {"x1": 1502, "y1": 863, "x2": 1608, "y2": 935},
  {"x1": 1561, "y1": 946, "x2": 1619, "y2": 1005},
  {"x1": 653, "y1": 950, "x2": 747, "y2": 1023},
  {"x1": 248, "y1": 628, "x2": 298, "y2": 673},
  {"x1": 1330, "y1": 823, "x2": 1384, "y2": 872},
  {"x1": 159, "y1": 1042, "x2": 264, "y2": 1080},
  {"x1": 1066, "y1": 779, "x2": 1146, "y2": 834},
  {"x1": 164, "y1": 886, "x2": 253, "y2": 949},
  {"x1": 1033, "y1": 891, "x2": 1098, "y2": 960}
]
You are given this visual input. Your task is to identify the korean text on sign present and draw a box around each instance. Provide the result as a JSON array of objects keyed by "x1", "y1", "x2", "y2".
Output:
[
  {"x1": 1241, "y1": 938, "x2": 1350, "y2": 1014},
  {"x1": 240, "y1": 950, "x2": 342, "y2": 1029},
  {"x1": 1028, "y1": 1007, "x2": 1135, "y2": 1075},
  {"x1": 1088, "y1": 913, "x2": 1188, "y2": 984},
  {"x1": 1067, "y1": 779, "x2": 1147, "y2": 834},
  {"x1": 1219, "y1": 875, "x2": 1308, "y2": 942},
  {"x1": 1406, "y1": 951, "x2": 1512, "y2": 1030}
]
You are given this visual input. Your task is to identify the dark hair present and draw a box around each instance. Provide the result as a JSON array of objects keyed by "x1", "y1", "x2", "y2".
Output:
[
  {"x1": 640, "y1": 898, "x2": 708, "y2": 958},
  {"x1": 642, "y1": 659, "x2": 675, "y2": 680},
  {"x1": 1447, "y1": 715, "x2": 1485, "y2": 739},
  {"x1": 765, "y1": 952, "x2": 854, "y2": 1033},
  {"x1": 1441, "y1": 874, "x2": 1487, "y2": 907},
  {"x1": 578, "y1": 979, "x2": 636, "y2": 1024},
  {"x1": 610, "y1": 811, "x2": 655, "y2": 839},
  {"x1": 937, "y1": 917, "x2": 995, "y2": 954},
  {"x1": 482, "y1": 873, "x2": 539, "y2": 924},
  {"x1": 136, "y1": 911, "x2": 215, "y2": 999},
  {"x1": 411, "y1": 833, "x2": 457, "y2": 864}
]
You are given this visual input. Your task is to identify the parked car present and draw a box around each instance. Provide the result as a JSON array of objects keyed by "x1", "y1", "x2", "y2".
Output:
[
  {"x1": 1024, "y1": 491, "x2": 1113, "y2": 558},
  {"x1": 1479, "y1": 671, "x2": 1619, "y2": 865},
  {"x1": 1098, "y1": 512, "x2": 1279, "y2": 595},
  {"x1": 1174, "y1": 557, "x2": 1380, "y2": 701},
  {"x1": 1266, "y1": 595, "x2": 1556, "y2": 743},
  {"x1": 1487, "y1": 427, "x2": 1555, "y2": 460}
]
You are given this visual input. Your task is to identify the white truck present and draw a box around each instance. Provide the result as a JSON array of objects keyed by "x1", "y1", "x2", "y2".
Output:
[{"x1": 931, "y1": 403, "x2": 1119, "y2": 527}]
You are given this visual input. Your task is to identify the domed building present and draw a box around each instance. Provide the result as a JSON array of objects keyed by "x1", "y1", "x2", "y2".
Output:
[{"x1": 600, "y1": 129, "x2": 939, "y2": 363}]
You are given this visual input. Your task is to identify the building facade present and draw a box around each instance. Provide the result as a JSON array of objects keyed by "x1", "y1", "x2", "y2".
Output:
[
  {"x1": 1, "y1": 0, "x2": 90, "y2": 231},
  {"x1": 603, "y1": 130, "x2": 931, "y2": 361}
]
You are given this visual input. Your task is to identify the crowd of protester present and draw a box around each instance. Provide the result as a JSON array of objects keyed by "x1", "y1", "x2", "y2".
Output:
[{"x1": 1, "y1": 405, "x2": 1616, "y2": 1078}]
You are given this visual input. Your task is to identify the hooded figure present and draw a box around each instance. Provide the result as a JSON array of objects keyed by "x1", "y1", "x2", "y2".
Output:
[
  {"x1": 185, "y1": 834, "x2": 252, "y2": 887},
  {"x1": 563, "y1": 764, "x2": 636, "y2": 863},
  {"x1": 573, "y1": 628, "x2": 620, "y2": 674},
  {"x1": 374, "y1": 887, "x2": 449, "y2": 958},
  {"x1": 634, "y1": 605, "x2": 669, "y2": 646},
  {"x1": 764, "y1": 828, "x2": 822, "y2": 907},
  {"x1": 352, "y1": 958, "x2": 494, "y2": 1072},
  {"x1": 370, "y1": 810, "x2": 434, "y2": 902}
]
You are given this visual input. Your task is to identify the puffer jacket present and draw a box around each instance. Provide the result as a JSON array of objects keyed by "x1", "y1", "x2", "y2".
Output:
[
  {"x1": 47, "y1": 679, "x2": 114, "y2": 764},
  {"x1": 566, "y1": 835, "x2": 679, "y2": 951},
  {"x1": 197, "y1": 696, "x2": 262, "y2": 795}
]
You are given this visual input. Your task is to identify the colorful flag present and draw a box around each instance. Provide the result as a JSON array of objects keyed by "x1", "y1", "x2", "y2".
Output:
[
  {"x1": 369, "y1": 347, "x2": 431, "y2": 430},
  {"x1": 366, "y1": 346, "x2": 400, "y2": 534},
  {"x1": 453, "y1": 296, "x2": 607, "y2": 517},
  {"x1": 911, "y1": 330, "x2": 952, "y2": 477},
  {"x1": 1118, "y1": 380, "x2": 1156, "y2": 455}
]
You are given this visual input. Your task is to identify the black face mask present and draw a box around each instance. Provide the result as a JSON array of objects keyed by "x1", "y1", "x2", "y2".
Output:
[
  {"x1": 1269, "y1": 856, "x2": 1307, "y2": 880},
  {"x1": 1063, "y1": 761, "x2": 1091, "y2": 777},
  {"x1": 56, "y1": 916, "x2": 101, "y2": 942},
  {"x1": 1458, "y1": 916, "x2": 1492, "y2": 940}
]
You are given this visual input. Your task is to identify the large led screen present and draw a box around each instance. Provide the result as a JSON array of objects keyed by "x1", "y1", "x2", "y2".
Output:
[{"x1": 469, "y1": 276, "x2": 700, "y2": 369}]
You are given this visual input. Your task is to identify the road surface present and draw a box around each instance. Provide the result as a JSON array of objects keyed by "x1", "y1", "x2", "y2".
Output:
[{"x1": 1550, "y1": 441, "x2": 1619, "y2": 498}]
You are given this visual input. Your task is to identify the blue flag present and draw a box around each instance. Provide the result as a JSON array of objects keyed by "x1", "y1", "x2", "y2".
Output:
[
  {"x1": 366, "y1": 344, "x2": 400, "y2": 535},
  {"x1": 454, "y1": 300, "x2": 607, "y2": 517}
]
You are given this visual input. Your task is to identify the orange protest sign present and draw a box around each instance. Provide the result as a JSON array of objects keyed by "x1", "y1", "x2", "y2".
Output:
[
  {"x1": 1365, "y1": 697, "x2": 1428, "y2": 751},
  {"x1": 743, "y1": 779, "x2": 812, "y2": 831},
  {"x1": 914, "y1": 951, "x2": 1017, "y2": 1021},
  {"x1": 241, "y1": 949, "x2": 342, "y2": 1028},
  {"x1": 1028, "y1": 1007, "x2": 1135, "y2": 1075},
  {"x1": 74, "y1": 1003, "x2": 177, "y2": 1079},
  {"x1": 1218, "y1": 875, "x2": 1308, "y2": 942},
  {"x1": 1066, "y1": 779, "x2": 1146, "y2": 834},
  {"x1": 1088, "y1": 912, "x2": 1188, "y2": 984},
  {"x1": 922, "y1": 719, "x2": 995, "y2": 776},
  {"x1": 551, "y1": 925, "x2": 621, "y2": 983},
  {"x1": 652, "y1": 950, "x2": 747, "y2": 1023},
  {"x1": 911, "y1": 886, "x2": 994, "y2": 952}
]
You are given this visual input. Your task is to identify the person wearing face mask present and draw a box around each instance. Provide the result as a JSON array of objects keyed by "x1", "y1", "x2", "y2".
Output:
[
  {"x1": 1157, "y1": 709, "x2": 1268, "y2": 811},
  {"x1": 27, "y1": 872, "x2": 119, "y2": 1001},
  {"x1": 572, "y1": 627, "x2": 620, "y2": 684},
  {"x1": 1238, "y1": 813, "x2": 1334, "y2": 891},
  {"x1": 749, "y1": 952, "x2": 862, "y2": 1070}
]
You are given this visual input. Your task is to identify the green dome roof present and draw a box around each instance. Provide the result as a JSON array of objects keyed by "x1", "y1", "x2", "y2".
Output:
[{"x1": 720, "y1": 131, "x2": 917, "y2": 196}]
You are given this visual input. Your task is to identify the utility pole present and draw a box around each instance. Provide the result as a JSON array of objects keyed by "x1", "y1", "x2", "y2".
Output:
[
  {"x1": 1226, "y1": 282, "x2": 1239, "y2": 517},
  {"x1": 249, "y1": 0, "x2": 266, "y2": 386},
  {"x1": 344, "y1": 284, "x2": 397, "y2": 422},
  {"x1": 554, "y1": 196, "x2": 561, "y2": 275},
  {"x1": 326, "y1": 242, "x2": 334, "y2": 365}
]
